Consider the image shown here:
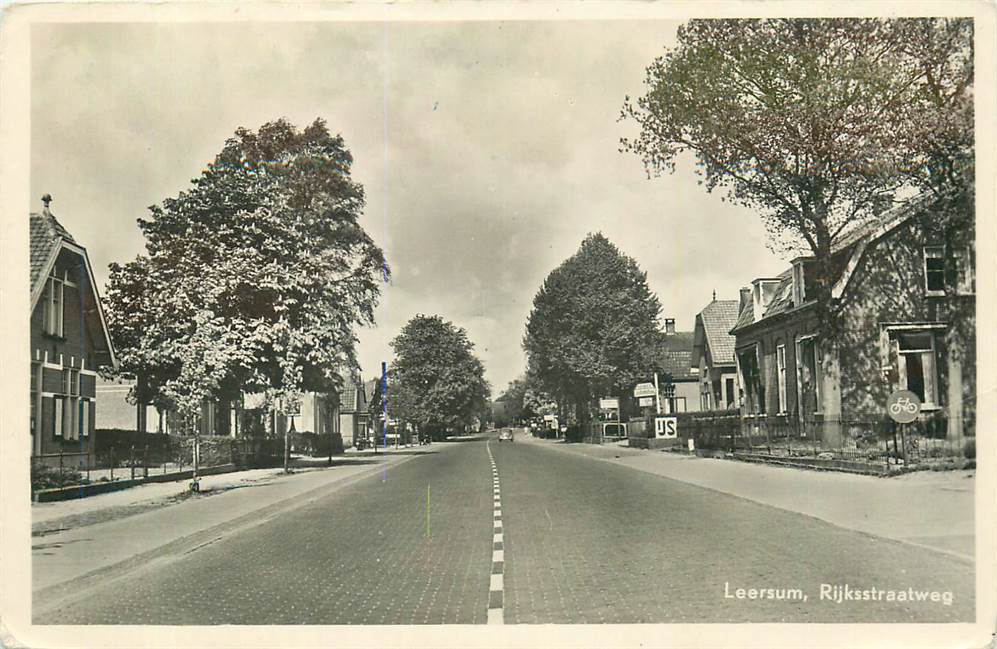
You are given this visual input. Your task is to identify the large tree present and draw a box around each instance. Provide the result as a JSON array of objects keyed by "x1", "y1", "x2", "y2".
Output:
[
  {"x1": 389, "y1": 315, "x2": 491, "y2": 440},
  {"x1": 523, "y1": 233, "x2": 662, "y2": 425},
  {"x1": 105, "y1": 118, "x2": 387, "y2": 431},
  {"x1": 622, "y1": 18, "x2": 973, "y2": 305}
]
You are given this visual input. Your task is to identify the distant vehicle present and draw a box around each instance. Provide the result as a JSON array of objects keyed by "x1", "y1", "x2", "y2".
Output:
[{"x1": 498, "y1": 429, "x2": 514, "y2": 442}]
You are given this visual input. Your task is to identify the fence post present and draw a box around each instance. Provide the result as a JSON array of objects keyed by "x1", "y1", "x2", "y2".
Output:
[
  {"x1": 130, "y1": 445, "x2": 136, "y2": 480},
  {"x1": 144, "y1": 445, "x2": 149, "y2": 479},
  {"x1": 110, "y1": 448, "x2": 115, "y2": 481},
  {"x1": 59, "y1": 451, "x2": 64, "y2": 483}
]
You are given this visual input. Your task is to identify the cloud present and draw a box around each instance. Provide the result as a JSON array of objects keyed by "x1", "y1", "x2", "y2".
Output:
[{"x1": 31, "y1": 20, "x2": 785, "y2": 398}]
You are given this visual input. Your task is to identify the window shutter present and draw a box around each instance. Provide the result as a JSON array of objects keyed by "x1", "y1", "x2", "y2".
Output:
[
  {"x1": 54, "y1": 398, "x2": 63, "y2": 437},
  {"x1": 81, "y1": 400, "x2": 90, "y2": 437}
]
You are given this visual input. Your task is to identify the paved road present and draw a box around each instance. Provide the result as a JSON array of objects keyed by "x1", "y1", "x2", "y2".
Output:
[{"x1": 36, "y1": 434, "x2": 973, "y2": 624}]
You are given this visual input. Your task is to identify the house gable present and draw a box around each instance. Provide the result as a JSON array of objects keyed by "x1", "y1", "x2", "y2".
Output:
[{"x1": 30, "y1": 211, "x2": 117, "y2": 370}]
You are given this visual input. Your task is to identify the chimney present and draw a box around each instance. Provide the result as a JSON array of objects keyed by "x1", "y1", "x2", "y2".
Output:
[
  {"x1": 41, "y1": 193, "x2": 52, "y2": 216},
  {"x1": 664, "y1": 318, "x2": 676, "y2": 335},
  {"x1": 751, "y1": 278, "x2": 782, "y2": 322}
]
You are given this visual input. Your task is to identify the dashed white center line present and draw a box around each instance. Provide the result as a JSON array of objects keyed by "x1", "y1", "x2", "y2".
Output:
[{"x1": 486, "y1": 440, "x2": 505, "y2": 625}]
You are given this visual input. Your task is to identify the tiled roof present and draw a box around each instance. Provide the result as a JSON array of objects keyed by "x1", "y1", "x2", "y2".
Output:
[
  {"x1": 30, "y1": 211, "x2": 76, "y2": 294},
  {"x1": 697, "y1": 300, "x2": 739, "y2": 366},
  {"x1": 340, "y1": 379, "x2": 369, "y2": 413},
  {"x1": 731, "y1": 269, "x2": 793, "y2": 333},
  {"x1": 364, "y1": 378, "x2": 381, "y2": 404},
  {"x1": 654, "y1": 331, "x2": 698, "y2": 381},
  {"x1": 730, "y1": 193, "x2": 937, "y2": 334}
]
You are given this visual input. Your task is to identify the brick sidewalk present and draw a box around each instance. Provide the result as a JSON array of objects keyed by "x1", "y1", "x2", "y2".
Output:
[{"x1": 521, "y1": 434, "x2": 975, "y2": 559}]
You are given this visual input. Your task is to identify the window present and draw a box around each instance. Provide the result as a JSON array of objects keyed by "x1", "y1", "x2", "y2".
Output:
[
  {"x1": 894, "y1": 330, "x2": 939, "y2": 406},
  {"x1": 737, "y1": 347, "x2": 765, "y2": 415},
  {"x1": 796, "y1": 337, "x2": 822, "y2": 416},
  {"x1": 43, "y1": 274, "x2": 66, "y2": 337},
  {"x1": 725, "y1": 378, "x2": 736, "y2": 408},
  {"x1": 60, "y1": 368, "x2": 80, "y2": 440},
  {"x1": 953, "y1": 246, "x2": 975, "y2": 295},
  {"x1": 776, "y1": 344, "x2": 787, "y2": 414},
  {"x1": 923, "y1": 246, "x2": 945, "y2": 295}
]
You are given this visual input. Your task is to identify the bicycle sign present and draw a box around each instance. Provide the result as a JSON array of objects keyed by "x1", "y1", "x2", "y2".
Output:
[{"x1": 887, "y1": 390, "x2": 921, "y2": 424}]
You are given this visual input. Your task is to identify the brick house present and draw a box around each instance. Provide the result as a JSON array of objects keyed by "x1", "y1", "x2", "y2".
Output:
[
  {"x1": 691, "y1": 298, "x2": 741, "y2": 411},
  {"x1": 30, "y1": 197, "x2": 117, "y2": 468},
  {"x1": 730, "y1": 188, "x2": 975, "y2": 446}
]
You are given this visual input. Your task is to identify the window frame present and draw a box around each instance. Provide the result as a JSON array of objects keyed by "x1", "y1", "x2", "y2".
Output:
[
  {"x1": 776, "y1": 344, "x2": 788, "y2": 415},
  {"x1": 43, "y1": 273, "x2": 66, "y2": 337},
  {"x1": 795, "y1": 335, "x2": 822, "y2": 416},
  {"x1": 894, "y1": 331, "x2": 940, "y2": 408},
  {"x1": 923, "y1": 245, "x2": 946, "y2": 296}
]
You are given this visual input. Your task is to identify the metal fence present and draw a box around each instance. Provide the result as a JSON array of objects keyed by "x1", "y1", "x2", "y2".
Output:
[
  {"x1": 31, "y1": 435, "x2": 287, "y2": 493},
  {"x1": 677, "y1": 410, "x2": 973, "y2": 466}
]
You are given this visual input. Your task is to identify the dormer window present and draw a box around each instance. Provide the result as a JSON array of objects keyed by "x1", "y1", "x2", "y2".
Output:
[{"x1": 791, "y1": 259, "x2": 817, "y2": 307}]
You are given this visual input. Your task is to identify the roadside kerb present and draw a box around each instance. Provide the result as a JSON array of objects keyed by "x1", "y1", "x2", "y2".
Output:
[{"x1": 32, "y1": 449, "x2": 428, "y2": 618}]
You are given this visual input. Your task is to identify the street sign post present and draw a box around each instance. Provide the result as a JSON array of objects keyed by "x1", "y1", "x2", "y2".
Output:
[
  {"x1": 887, "y1": 389, "x2": 921, "y2": 424},
  {"x1": 887, "y1": 389, "x2": 921, "y2": 466}
]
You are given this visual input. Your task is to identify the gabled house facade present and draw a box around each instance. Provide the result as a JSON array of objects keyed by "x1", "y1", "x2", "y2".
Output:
[
  {"x1": 652, "y1": 318, "x2": 700, "y2": 414},
  {"x1": 692, "y1": 298, "x2": 741, "y2": 411},
  {"x1": 338, "y1": 378, "x2": 369, "y2": 448},
  {"x1": 30, "y1": 197, "x2": 117, "y2": 468},
  {"x1": 730, "y1": 188, "x2": 975, "y2": 446}
]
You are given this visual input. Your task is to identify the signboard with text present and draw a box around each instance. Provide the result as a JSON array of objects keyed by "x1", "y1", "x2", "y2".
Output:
[
  {"x1": 638, "y1": 397, "x2": 654, "y2": 407},
  {"x1": 654, "y1": 416, "x2": 677, "y2": 439},
  {"x1": 599, "y1": 398, "x2": 620, "y2": 410},
  {"x1": 634, "y1": 383, "x2": 657, "y2": 398}
]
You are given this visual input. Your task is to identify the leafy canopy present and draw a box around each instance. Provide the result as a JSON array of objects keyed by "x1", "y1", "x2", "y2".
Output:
[
  {"x1": 523, "y1": 233, "x2": 661, "y2": 411},
  {"x1": 105, "y1": 118, "x2": 387, "y2": 421},
  {"x1": 389, "y1": 314, "x2": 491, "y2": 436},
  {"x1": 622, "y1": 18, "x2": 973, "y2": 268}
]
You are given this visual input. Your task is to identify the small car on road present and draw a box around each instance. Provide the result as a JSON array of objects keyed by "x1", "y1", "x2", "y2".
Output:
[{"x1": 498, "y1": 429, "x2": 514, "y2": 442}]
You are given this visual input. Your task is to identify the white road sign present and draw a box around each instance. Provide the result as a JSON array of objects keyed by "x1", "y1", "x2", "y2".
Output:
[
  {"x1": 654, "y1": 416, "x2": 677, "y2": 439},
  {"x1": 634, "y1": 382, "x2": 657, "y2": 398}
]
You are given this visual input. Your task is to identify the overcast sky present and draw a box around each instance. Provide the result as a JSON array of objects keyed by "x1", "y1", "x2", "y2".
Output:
[{"x1": 31, "y1": 20, "x2": 785, "y2": 397}]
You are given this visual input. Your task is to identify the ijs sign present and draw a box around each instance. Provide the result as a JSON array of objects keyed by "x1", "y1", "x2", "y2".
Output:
[{"x1": 654, "y1": 416, "x2": 677, "y2": 439}]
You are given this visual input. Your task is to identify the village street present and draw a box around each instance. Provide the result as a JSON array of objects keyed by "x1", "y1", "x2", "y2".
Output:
[{"x1": 33, "y1": 432, "x2": 974, "y2": 625}]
